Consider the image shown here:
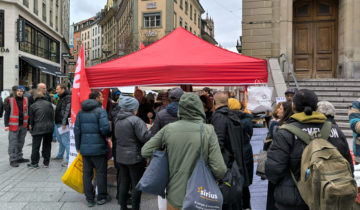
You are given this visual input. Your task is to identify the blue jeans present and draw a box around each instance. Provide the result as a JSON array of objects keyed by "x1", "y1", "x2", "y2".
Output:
[
  {"x1": 53, "y1": 124, "x2": 57, "y2": 140},
  {"x1": 55, "y1": 124, "x2": 70, "y2": 162}
]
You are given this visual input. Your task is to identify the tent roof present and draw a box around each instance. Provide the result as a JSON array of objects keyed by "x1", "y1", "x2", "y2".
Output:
[{"x1": 86, "y1": 27, "x2": 268, "y2": 88}]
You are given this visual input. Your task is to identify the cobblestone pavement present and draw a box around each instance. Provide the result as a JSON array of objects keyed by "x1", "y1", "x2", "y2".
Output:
[{"x1": 0, "y1": 120, "x2": 268, "y2": 210}]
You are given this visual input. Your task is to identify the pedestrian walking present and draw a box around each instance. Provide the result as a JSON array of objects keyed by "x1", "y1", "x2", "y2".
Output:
[
  {"x1": 28, "y1": 90, "x2": 54, "y2": 168},
  {"x1": 114, "y1": 95, "x2": 151, "y2": 210},
  {"x1": 265, "y1": 89, "x2": 354, "y2": 210},
  {"x1": 4, "y1": 86, "x2": 29, "y2": 167},
  {"x1": 54, "y1": 84, "x2": 71, "y2": 167},
  {"x1": 74, "y1": 91, "x2": 111, "y2": 207},
  {"x1": 142, "y1": 93, "x2": 227, "y2": 210},
  {"x1": 211, "y1": 91, "x2": 249, "y2": 210}
]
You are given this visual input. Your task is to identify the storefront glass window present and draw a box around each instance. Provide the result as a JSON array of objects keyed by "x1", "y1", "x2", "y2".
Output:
[{"x1": 0, "y1": 11, "x2": 3, "y2": 47}]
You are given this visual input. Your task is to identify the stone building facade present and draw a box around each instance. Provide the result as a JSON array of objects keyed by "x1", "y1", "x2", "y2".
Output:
[
  {"x1": 0, "y1": 0, "x2": 70, "y2": 91},
  {"x1": 242, "y1": 0, "x2": 360, "y2": 79}
]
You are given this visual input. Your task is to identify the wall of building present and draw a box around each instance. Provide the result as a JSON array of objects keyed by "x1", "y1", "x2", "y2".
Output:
[
  {"x1": 338, "y1": 0, "x2": 360, "y2": 78},
  {"x1": 91, "y1": 23, "x2": 102, "y2": 66},
  {"x1": 0, "y1": 0, "x2": 66, "y2": 89},
  {"x1": 137, "y1": 0, "x2": 167, "y2": 46},
  {"x1": 173, "y1": 0, "x2": 202, "y2": 36}
]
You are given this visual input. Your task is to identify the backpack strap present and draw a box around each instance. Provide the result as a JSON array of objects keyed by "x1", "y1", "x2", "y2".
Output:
[
  {"x1": 280, "y1": 124, "x2": 311, "y2": 145},
  {"x1": 319, "y1": 121, "x2": 332, "y2": 140}
]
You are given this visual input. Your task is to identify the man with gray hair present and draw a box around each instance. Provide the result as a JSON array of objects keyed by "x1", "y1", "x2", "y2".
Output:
[
  {"x1": 211, "y1": 91, "x2": 249, "y2": 209},
  {"x1": 29, "y1": 83, "x2": 52, "y2": 106}
]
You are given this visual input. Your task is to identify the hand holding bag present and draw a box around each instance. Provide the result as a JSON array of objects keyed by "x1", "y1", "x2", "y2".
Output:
[{"x1": 182, "y1": 124, "x2": 223, "y2": 210}]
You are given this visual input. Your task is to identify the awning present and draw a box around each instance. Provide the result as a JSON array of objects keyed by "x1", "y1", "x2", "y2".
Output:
[{"x1": 20, "y1": 56, "x2": 66, "y2": 77}]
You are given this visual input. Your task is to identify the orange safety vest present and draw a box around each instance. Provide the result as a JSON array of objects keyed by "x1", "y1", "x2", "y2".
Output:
[{"x1": 9, "y1": 97, "x2": 29, "y2": 132}]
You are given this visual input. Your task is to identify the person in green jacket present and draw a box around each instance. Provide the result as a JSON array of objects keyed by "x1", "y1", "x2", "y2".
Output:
[{"x1": 141, "y1": 92, "x2": 227, "y2": 209}]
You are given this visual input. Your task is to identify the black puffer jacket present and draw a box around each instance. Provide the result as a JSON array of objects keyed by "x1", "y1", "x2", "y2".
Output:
[
  {"x1": 236, "y1": 111, "x2": 254, "y2": 185},
  {"x1": 265, "y1": 112, "x2": 353, "y2": 210},
  {"x1": 211, "y1": 106, "x2": 250, "y2": 186},
  {"x1": 55, "y1": 91, "x2": 71, "y2": 125},
  {"x1": 29, "y1": 97, "x2": 54, "y2": 135},
  {"x1": 114, "y1": 109, "x2": 151, "y2": 165},
  {"x1": 147, "y1": 102, "x2": 179, "y2": 140}
]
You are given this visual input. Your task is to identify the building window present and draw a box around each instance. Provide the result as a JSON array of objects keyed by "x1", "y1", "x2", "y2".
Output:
[
  {"x1": 33, "y1": 0, "x2": 38, "y2": 15},
  {"x1": 87, "y1": 31, "x2": 89, "y2": 39},
  {"x1": 19, "y1": 20, "x2": 60, "y2": 63},
  {"x1": 190, "y1": 4, "x2": 192, "y2": 20},
  {"x1": 190, "y1": 27, "x2": 192, "y2": 32},
  {"x1": 55, "y1": 16, "x2": 58, "y2": 31},
  {"x1": 0, "y1": 11, "x2": 3, "y2": 47},
  {"x1": 98, "y1": 37, "x2": 100, "y2": 46},
  {"x1": 194, "y1": 10, "x2": 196, "y2": 24},
  {"x1": 180, "y1": 0, "x2": 183, "y2": 9},
  {"x1": 92, "y1": 39, "x2": 94, "y2": 47},
  {"x1": 144, "y1": 13, "x2": 161, "y2": 28},
  {"x1": 93, "y1": 28, "x2": 95, "y2": 36},
  {"x1": 198, "y1": 15, "x2": 201, "y2": 29},
  {"x1": 185, "y1": 0, "x2": 188, "y2": 14},
  {"x1": 179, "y1": 17, "x2": 183, "y2": 27},
  {"x1": 98, "y1": 49, "x2": 100, "y2": 58},
  {"x1": 50, "y1": 9, "x2": 53, "y2": 27},
  {"x1": 42, "y1": 2, "x2": 46, "y2": 22},
  {"x1": 174, "y1": 0, "x2": 177, "y2": 3},
  {"x1": 23, "y1": 0, "x2": 29, "y2": 7},
  {"x1": 185, "y1": 22, "x2": 188, "y2": 30},
  {"x1": 174, "y1": 12, "x2": 177, "y2": 28}
]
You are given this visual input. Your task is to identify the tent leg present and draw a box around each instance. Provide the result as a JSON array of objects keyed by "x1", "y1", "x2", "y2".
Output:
[{"x1": 180, "y1": 85, "x2": 193, "y2": 92}]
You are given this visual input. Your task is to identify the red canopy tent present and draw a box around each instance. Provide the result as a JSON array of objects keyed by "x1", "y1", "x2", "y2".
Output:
[{"x1": 86, "y1": 27, "x2": 268, "y2": 88}]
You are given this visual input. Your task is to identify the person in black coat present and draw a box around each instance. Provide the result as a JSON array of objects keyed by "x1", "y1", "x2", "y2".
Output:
[
  {"x1": 211, "y1": 91, "x2": 248, "y2": 210},
  {"x1": 27, "y1": 91, "x2": 54, "y2": 168},
  {"x1": 114, "y1": 96, "x2": 151, "y2": 210},
  {"x1": 147, "y1": 87, "x2": 184, "y2": 139},
  {"x1": 74, "y1": 91, "x2": 111, "y2": 207},
  {"x1": 265, "y1": 89, "x2": 353, "y2": 210}
]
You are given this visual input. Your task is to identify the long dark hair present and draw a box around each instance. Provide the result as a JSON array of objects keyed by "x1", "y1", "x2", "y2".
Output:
[{"x1": 279, "y1": 101, "x2": 293, "y2": 126}]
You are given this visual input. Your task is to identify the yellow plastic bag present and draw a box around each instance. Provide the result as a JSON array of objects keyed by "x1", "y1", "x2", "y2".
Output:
[{"x1": 61, "y1": 154, "x2": 84, "y2": 194}]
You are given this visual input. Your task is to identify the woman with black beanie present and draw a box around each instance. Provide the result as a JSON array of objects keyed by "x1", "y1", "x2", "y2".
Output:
[{"x1": 264, "y1": 89, "x2": 353, "y2": 210}]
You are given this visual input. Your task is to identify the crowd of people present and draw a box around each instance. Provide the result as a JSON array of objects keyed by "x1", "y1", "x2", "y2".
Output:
[{"x1": 2, "y1": 83, "x2": 359, "y2": 210}]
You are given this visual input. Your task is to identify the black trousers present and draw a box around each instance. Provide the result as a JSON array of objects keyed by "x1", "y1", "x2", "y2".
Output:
[
  {"x1": 118, "y1": 162, "x2": 145, "y2": 210},
  {"x1": 242, "y1": 186, "x2": 251, "y2": 209},
  {"x1": 31, "y1": 133, "x2": 52, "y2": 165},
  {"x1": 83, "y1": 155, "x2": 108, "y2": 202}
]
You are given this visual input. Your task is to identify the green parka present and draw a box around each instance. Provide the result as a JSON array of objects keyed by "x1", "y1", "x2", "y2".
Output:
[{"x1": 141, "y1": 93, "x2": 227, "y2": 208}]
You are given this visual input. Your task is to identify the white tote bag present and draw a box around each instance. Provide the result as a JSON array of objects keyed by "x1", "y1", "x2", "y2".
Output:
[{"x1": 247, "y1": 86, "x2": 273, "y2": 113}]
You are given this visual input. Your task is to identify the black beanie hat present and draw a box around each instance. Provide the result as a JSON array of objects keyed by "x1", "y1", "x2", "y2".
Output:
[{"x1": 293, "y1": 89, "x2": 318, "y2": 115}]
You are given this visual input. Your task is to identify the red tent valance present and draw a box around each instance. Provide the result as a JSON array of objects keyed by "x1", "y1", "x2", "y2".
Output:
[{"x1": 86, "y1": 27, "x2": 268, "y2": 88}]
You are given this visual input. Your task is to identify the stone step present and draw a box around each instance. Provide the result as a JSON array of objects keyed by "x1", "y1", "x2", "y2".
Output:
[
  {"x1": 332, "y1": 103, "x2": 353, "y2": 109},
  {"x1": 343, "y1": 129, "x2": 353, "y2": 137},
  {"x1": 334, "y1": 115, "x2": 350, "y2": 121},
  {"x1": 303, "y1": 87, "x2": 360, "y2": 92},
  {"x1": 289, "y1": 82, "x2": 360, "y2": 87},
  {"x1": 315, "y1": 92, "x2": 360, "y2": 97},
  {"x1": 296, "y1": 79, "x2": 360, "y2": 82},
  {"x1": 335, "y1": 109, "x2": 350, "y2": 115},
  {"x1": 318, "y1": 97, "x2": 358, "y2": 103},
  {"x1": 337, "y1": 122, "x2": 350, "y2": 129}
]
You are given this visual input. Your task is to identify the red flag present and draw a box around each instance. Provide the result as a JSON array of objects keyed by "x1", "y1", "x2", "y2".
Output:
[
  {"x1": 71, "y1": 45, "x2": 91, "y2": 125},
  {"x1": 100, "y1": 88, "x2": 110, "y2": 109},
  {"x1": 140, "y1": 42, "x2": 146, "y2": 49}
]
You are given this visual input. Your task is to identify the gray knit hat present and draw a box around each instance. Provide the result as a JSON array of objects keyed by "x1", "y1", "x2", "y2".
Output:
[
  {"x1": 169, "y1": 87, "x2": 184, "y2": 102},
  {"x1": 118, "y1": 96, "x2": 139, "y2": 112},
  {"x1": 317, "y1": 101, "x2": 336, "y2": 117}
]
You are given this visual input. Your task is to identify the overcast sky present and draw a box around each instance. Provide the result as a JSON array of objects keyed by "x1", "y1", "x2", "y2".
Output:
[{"x1": 70, "y1": 0, "x2": 242, "y2": 52}]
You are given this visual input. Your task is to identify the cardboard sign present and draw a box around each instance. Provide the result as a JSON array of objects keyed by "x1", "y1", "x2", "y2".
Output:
[{"x1": 68, "y1": 118, "x2": 78, "y2": 168}]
